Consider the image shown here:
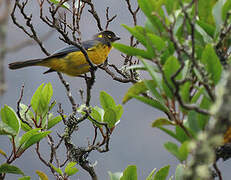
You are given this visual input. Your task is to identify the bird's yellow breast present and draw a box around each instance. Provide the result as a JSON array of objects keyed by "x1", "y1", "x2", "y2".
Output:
[{"x1": 40, "y1": 43, "x2": 112, "y2": 76}]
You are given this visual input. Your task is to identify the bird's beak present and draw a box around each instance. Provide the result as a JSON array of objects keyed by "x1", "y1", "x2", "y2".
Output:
[{"x1": 113, "y1": 36, "x2": 120, "y2": 41}]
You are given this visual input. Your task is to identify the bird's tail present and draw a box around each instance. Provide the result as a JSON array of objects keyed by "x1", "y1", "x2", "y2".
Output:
[{"x1": 9, "y1": 59, "x2": 42, "y2": 70}]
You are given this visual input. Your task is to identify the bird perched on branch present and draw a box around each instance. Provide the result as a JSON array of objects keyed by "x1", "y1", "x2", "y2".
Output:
[{"x1": 9, "y1": 30, "x2": 120, "y2": 76}]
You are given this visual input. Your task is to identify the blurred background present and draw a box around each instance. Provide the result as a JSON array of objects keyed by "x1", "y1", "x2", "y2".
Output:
[{"x1": 0, "y1": 0, "x2": 230, "y2": 179}]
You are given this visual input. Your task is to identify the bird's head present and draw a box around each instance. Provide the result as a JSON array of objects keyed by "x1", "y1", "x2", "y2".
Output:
[{"x1": 94, "y1": 30, "x2": 120, "y2": 43}]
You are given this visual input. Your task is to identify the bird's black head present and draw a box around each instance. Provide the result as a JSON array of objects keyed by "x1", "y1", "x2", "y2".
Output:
[{"x1": 94, "y1": 30, "x2": 120, "y2": 42}]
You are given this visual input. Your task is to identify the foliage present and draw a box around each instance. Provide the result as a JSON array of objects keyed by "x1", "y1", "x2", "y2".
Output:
[{"x1": 113, "y1": 0, "x2": 231, "y2": 179}]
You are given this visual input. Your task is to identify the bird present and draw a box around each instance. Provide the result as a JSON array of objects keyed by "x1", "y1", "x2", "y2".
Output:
[{"x1": 9, "y1": 30, "x2": 120, "y2": 76}]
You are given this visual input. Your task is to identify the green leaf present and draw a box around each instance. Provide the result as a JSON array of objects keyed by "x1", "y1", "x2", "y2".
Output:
[
  {"x1": 164, "y1": 142, "x2": 180, "y2": 161},
  {"x1": 19, "y1": 128, "x2": 41, "y2": 148},
  {"x1": 50, "y1": 163, "x2": 63, "y2": 176},
  {"x1": 0, "y1": 105, "x2": 20, "y2": 136},
  {"x1": 157, "y1": 127, "x2": 180, "y2": 141},
  {"x1": 147, "y1": 33, "x2": 166, "y2": 52},
  {"x1": 0, "y1": 122, "x2": 16, "y2": 136},
  {"x1": 137, "y1": 0, "x2": 164, "y2": 35},
  {"x1": 187, "y1": 111, "x2": 201, "y2": 134},
  {"x1": 65, "y1": 162, "x2": 79, "y2": 176},
  {"x1": 18, "y1": 176, "x2": 31, "y2": 180},
  {"x1": 113, "y1": 43, "x2": 152, "y2": 59},
  {"x1": 108, "y1": 171, "x2": 123, "y2": 180},
  {"x1": 35, "y1": 170, "x2": 48, "y2": 180},
  {"x1": 165, "y1": 0, "x2": 180, "y2": 15},
  {"x1": 122, "y1": 81, "x2": 149, "y2": 104},
  {"x1": 222, "y1": 0, "x2": 231, "y2": 21},
  {"x1": 47, "y1": 116, "x2": 63, "y2": 129},
  {"x1": 49, "y1": 0, "x2": 70, "y2": 9},
  {"x1": 152, "y1": 118, "x2": 174, "y2": 127},
  {"x1": 175, "y1": 126, "x2": 190, "y2": 143},
  {"x1": 146, "y1": 168, "x2": 156, "y2": 180},
  {"x1": 175, "y1": 164, "x2": 185, "y2": 180},
  {"x1": 19, "y1": 131, "x2": 51, "y2": 153},
  {"x1": 162, "y1": 56, "x2": 181, "y2": 98},
  {"x1": 197, "y1": 20, "x2": 215, "y2": 38},
  {"x1": 0, "y1": 163, "x2": 24, "y2": 175},
  {"x1": 120, "y1": 165, "x2": 137, "y2": 180},
  {"x1": 133, "y1": 95, "x2": 169, "y2": 113},
  {"x1": 144, "y1": 80, "x2": 163, "y2": 103},
  {"x1": 180, "y1": 81, "x2": 191, "y2": 103},
  {"x1": 103, "y1": 108, "x2": 117, "y2": 128},
  {"x1": 198, "y1": 0, "x2": 217, "y2": 25},
  {"x1": 195, "y1": 24, "x2": 213, "y2": 43},
  {"x1": 89, "y1": 106, "x2": 104, "y2": 127},
  {"x1": 153, "y1": 165, "x2": 170, "y2": 180},
  {"x1": 115, "y1": 104, "x2": 123, "y2": 121},
  {"x1": 31, "y1": 83, "x2": 53, "y2": 117},
  {"x1": 100, "y1": 91, "x2": 116, "y2": 110},
  {"x1": 122, "y1": 25, "x2": 147, "y2": 46},
  {"x1": 178, "y1": 141, "x2": 189, "y2": 161},
  {"x1": 201, "y1": 44, "x2": 222, "y2": 84},
  {"x1": 212, "y1": 0, "x2": 225, "y2": 32}
]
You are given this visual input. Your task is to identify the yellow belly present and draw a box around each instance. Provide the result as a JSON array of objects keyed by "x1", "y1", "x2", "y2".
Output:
[{"x1": 39, "y1": 44, "x2": 112, "y2": 76}]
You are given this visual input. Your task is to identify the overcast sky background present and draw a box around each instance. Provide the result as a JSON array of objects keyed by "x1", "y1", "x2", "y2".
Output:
[{"x1": 0, "y1": 0, "x2": 231, "y2": 179}]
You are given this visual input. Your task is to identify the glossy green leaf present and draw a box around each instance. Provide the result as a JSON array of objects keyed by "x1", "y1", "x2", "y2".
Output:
[
  {"x1": 0, "y1": 105, "x2": 20, "y2": 136},
  {"x1": 103, "y1": 108, "x2": 117, "y2": 128},
  {"x1": 36, "y1": 170, "x2": 48, "y2": 180},
  {"x1": 0, "y1": 122, "x2": 16, "y2": 136},
  {"x1": 31, "y1": 83, "x2": 53, "y2": 117},
  {"x1": 146, "y1": 168, "x2": 156, "y2": 180},
  {"x1": 222, "y1": 0, "x2": 231, "y2": 21},
  {"x1": 197, "y1": 96, "x2": 212, "y2": 130},
  {"x1": 19, "y1": 131, "x2": 51, "y2": 152},
  {"x1": 0, "y1": 163, "x2": 24, "y2": 175},
  {"x1": 100, "y1": 91, "x2": 116, "y2": 110},
  {"x1": 178, "y1": 141, "x2": 189, "y2": 162},
  {"x1": 175, "y1": 164, "x2": 185, "y2": 180},
  {"x1": 187, "y1": 111, "x2": 201, "y2": 134},
  {"x1": 195, "y1": 24, "x2": 213, "y2": 43},
  {"x1": 50, "y1": 163, "x2": 63, "y2": 176},
  {"x1": 198, "y1": 0, "x2": 217, "y2": 25},
  {"x1": 152, "y1": 118, "x2": 174, "y2": 127},
  {"x1": 122, "y1": 81, "x2": 149, "y2": 104},
  {"x1": 89, "y1": 107, "x2": 103, "y2": 127},
  {"x1": 212, "y1": 0, "x2": 225, "y2": 32},
  {"x1": 122, "y1": 25, "x2": 147, "y2": 46},
  {"x1": 180, "y1": 82, "x2": 191, "y2": 103},
  {"x1": 197, "y1": 20, "x2": 215, "y2": 38},
  {"x1": 175, "y1": 126, "x2": 190, "y2": 143},
  {"x1": 120, "y1": 165, "x2": 137, "y2": 180},
  {"x1": 115, "y1": 104, "x2": 123, "y2": 121},
  {"x1": 147, "y1": 33, "x2": 166, "y2": 52},
  {"x1": 141, "y1": 59, "x2": 163, "y2": 91},
  {"x1": 47, "y1": 116, "x2": 63, "y2": 129},
  {"x1": 108, "y1": 171, "x2": 123, "y2": 180},
  {"x1": 164, "y1": 142, "x2": 180, "y2": 160},
  {"x1": 157, "y1": 127, "x2": 180, "y2": 141},
  {"x1": 137, "y1": 0, "x2": 164, "y2": 35},
  {"x1": 201, "y1": 44, "x2": 222, "y2": 84},
  {"x1": 144, "y1": 80, "x2": 163, "y2": 103},
  {"x1": 133, "y1": 95, "x2": 169, "y2": 114},
  {"x1": 18, "y1": 176, "x2": 31, "y2": 180},
  {"x1": 19, "y1": 128, "x2": 41, "y2": 148},
  {"x1": 65, "y1": 162, "x2": 79, "y2": 176},
  {"x1": 113, "y1": 43, "x2": 152, "y2": 59},
  {"x1": 153, "y1": 165, "x2": 170, "y2": 180}
]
